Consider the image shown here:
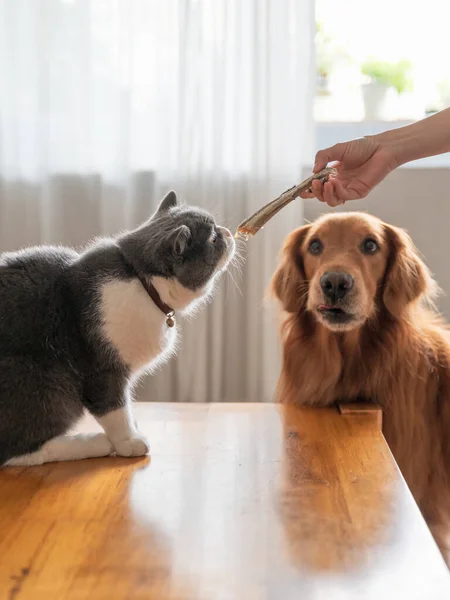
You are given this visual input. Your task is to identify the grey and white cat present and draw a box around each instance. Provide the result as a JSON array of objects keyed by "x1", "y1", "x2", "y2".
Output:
[{"x1": 0, "y1": 191, "x2": 235, "y2": 466}]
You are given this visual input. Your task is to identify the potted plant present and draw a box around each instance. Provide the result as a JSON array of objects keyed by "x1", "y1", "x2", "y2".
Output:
[
  {"x1": 360, "y1": 59, "x2": 413, "y2": 120},
  {"x1": 315, "y1": 22, "x2": 332, "y2": 95},
  {"x1": 424, "y1": 80, "x2": 450, "y2": 116},
  {"x1": 315, "y1": 22, "x2": 350, "y2": 96}
]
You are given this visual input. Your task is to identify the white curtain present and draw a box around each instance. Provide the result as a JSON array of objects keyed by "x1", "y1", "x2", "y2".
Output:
[{"x1": 0, "y1": 0, "x2": 314, "y2": 402}]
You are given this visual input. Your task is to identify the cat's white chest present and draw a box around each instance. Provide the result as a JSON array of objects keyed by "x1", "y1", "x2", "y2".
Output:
[{"x1": 99, "y1": 279, "x2": 177, "y2": 373}]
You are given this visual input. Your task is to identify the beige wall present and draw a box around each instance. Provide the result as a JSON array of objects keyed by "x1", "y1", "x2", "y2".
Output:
[{"x1": 302, "y1": 167, "x2": 450, "y2": 319}]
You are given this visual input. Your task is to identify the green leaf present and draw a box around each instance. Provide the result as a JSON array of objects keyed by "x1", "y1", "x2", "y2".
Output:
[{"x1": 361, "y1": 59, "x2": 413, "y2": 94}]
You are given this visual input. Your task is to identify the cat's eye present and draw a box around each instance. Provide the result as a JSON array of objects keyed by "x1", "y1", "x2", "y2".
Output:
[
  {"x1": 209, "y1": 229, "x2": 218, "y2": 244},
  {"x1": 308, "y1": 239, "x2": 323, "y2": 256},
  {"x1": 361, "y1": 238, "x2": 379, "y2": 255}
]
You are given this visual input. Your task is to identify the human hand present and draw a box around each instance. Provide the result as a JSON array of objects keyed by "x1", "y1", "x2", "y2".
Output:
[{"x1": 301, "y1": 136, "x2": 399, "y2": 207}]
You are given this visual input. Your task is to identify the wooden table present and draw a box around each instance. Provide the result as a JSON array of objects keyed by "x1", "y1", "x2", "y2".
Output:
[{"x1": 1, "y1": 403, "x2": 449, "y2": 600}]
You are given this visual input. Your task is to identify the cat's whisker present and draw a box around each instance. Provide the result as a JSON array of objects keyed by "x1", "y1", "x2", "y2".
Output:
[
  {"x1": 232, "y1": 258, "x2": 244, "y2": 274},
  {"x1": 230, "y1": 247, "x2": 245, "y2": 263},
  {"x1": 230, "y1": 258, "x2": 245, "y2": 276},
  {"x1": 230, "y1": 245, "x2": 246, "y2": 265},
  {"x1": 226, "y1": 268, "x2": 243, "y2": 298}
]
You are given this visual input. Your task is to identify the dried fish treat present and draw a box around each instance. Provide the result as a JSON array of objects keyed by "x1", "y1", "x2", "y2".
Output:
[{"x1": 235, "y1": 167, "x2": 337, "y2": 238}]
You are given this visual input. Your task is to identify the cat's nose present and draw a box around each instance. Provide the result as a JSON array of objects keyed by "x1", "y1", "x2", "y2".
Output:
[{"x1": 221, "y1": 227, "x2": 232, "y2": 238}]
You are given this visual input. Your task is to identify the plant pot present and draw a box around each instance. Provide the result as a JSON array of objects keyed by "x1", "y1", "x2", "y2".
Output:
[
  {"x1": 316, "y1": 72, "x2": 331, "y2": 96},
  {"x1": 362, "y1": 82, "x2": 389, "y2": 120}
]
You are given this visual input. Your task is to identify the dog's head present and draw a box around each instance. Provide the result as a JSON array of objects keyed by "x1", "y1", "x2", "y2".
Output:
[{"x1": 271, "y1": 213, "x2": 437, "y2": 332}]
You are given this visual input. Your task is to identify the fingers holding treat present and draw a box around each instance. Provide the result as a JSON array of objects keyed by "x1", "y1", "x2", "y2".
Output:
[
  {"x1": 302, "y1": 176, "x2": 349, "y2": 207},
  {"x1": 312, "y1": 179, "x2": 326, "y2": 202},
  {"x1": 323, "y1": 181, "x2": 340, "y2": 206},
  {"x1": 300, "y1": 181, "x2": 325, "y2": 201},
  {"x1": 324, "y1": 179, "x2": 350, "y2": 207},
  {"x1": 300, "y1": 186, "x2": 315, "y2": 199}
]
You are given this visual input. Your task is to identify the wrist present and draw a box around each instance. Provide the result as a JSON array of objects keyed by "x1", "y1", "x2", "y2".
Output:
[
  {"x1": 368, "y1": 128, "x2": 416, "y2": 168},
  {"x1": 369, "y1": 108, "x2": 450, "y2": 167}
]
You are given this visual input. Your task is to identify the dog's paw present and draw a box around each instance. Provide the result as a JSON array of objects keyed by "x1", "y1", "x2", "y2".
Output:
[{"x1": 112, "y1": 435, "x2": 150, "y2": 457}]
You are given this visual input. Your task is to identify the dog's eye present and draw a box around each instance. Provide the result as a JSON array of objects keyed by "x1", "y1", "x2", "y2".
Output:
[
  {"x1": 308, "y1": 239, "x2": 323, "y2": 256},
  {"x1": 361, "y1": 238, "x2": 379, "y2": 255}
]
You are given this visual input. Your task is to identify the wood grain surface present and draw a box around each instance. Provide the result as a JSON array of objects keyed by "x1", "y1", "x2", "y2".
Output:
[{"x1": 0, "y1": 403, "x2": 448, "y2": 599}]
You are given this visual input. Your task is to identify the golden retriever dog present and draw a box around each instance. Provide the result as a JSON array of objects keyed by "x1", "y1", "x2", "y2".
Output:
[{"x1": 270, "y1": 212, "x2": 450, "y2": 564}]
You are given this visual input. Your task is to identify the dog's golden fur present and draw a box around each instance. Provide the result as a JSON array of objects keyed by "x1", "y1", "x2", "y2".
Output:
[{"x1": 271, "y1": 212, "x2": 450, "y2": 563}]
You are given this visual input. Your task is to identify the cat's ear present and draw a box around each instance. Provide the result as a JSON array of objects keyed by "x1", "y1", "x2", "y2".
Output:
[
  {"x1": 157, "y1": 190, "x2": 178, "y2": 214},
  {"x1": 170, "y1": 225, "x2": 191, "y2": 257}
]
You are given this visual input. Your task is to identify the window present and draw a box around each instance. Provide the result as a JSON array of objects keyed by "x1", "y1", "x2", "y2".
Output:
[{"x1": 315, "y1": 0, "x2": 450, "y2": 123}]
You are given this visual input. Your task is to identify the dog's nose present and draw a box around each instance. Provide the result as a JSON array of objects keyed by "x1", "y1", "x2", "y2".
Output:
[{"x1": 320, "y1": 272, "x2": 354, "y2": 302}]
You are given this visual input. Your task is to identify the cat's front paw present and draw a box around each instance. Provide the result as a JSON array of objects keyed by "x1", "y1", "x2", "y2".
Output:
[{"x1": 112, "y1": 435, "x2": 150, "y2": 457}]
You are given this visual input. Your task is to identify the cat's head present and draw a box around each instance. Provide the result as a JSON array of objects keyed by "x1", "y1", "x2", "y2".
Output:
[{"x1": 119, "y1": 191, "x2": 235, "y2": 292}]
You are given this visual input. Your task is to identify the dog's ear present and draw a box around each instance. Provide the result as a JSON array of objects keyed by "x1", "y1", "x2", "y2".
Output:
[
  {"x1": 382, "y1": 224, "x2": 437, "y2": 318},
  {"x1": 270, "y1": 225, "x2": 311, "y2": 313}
]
